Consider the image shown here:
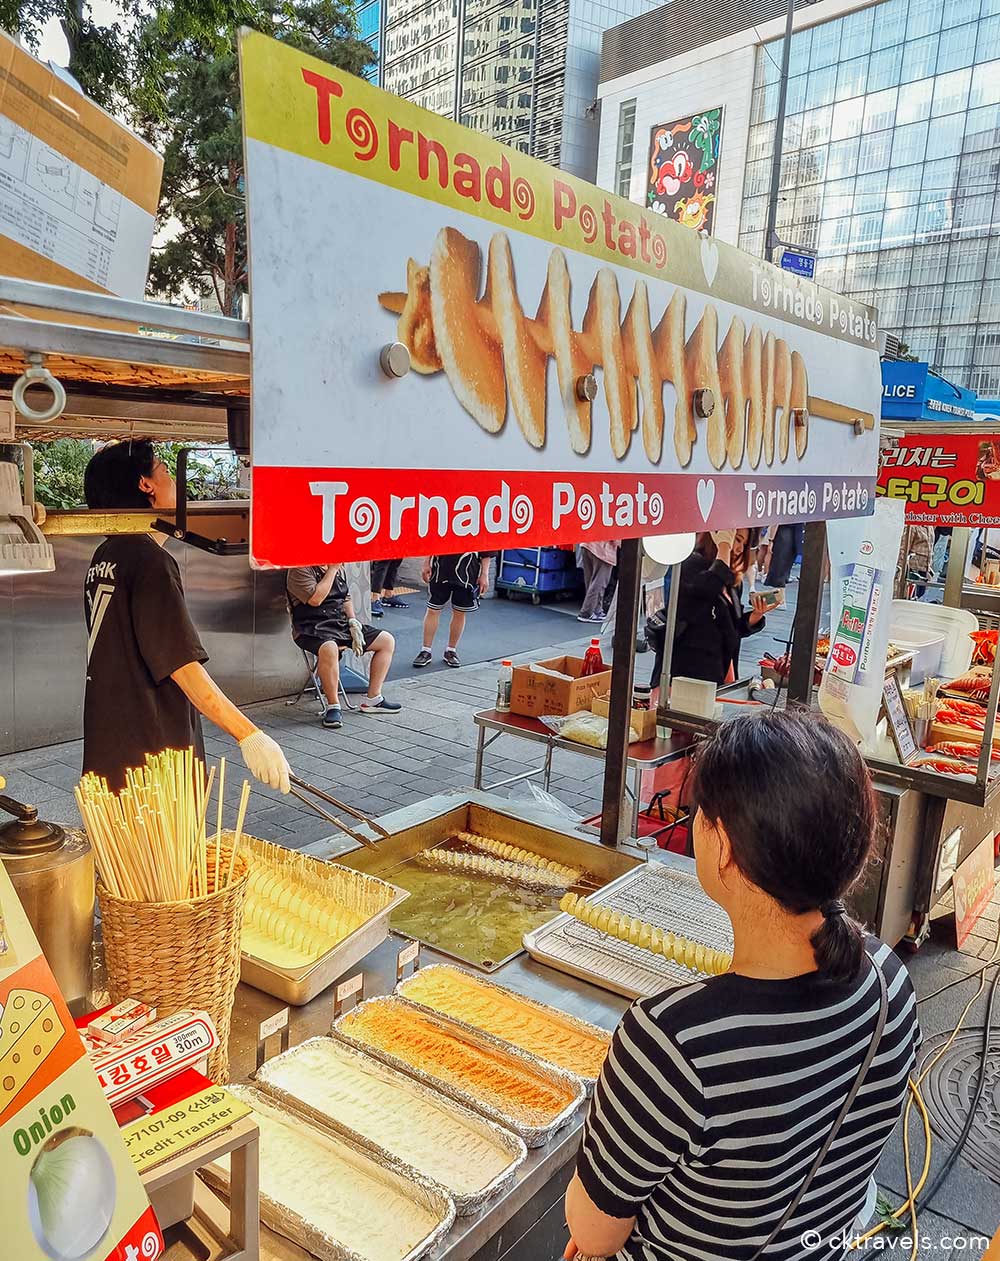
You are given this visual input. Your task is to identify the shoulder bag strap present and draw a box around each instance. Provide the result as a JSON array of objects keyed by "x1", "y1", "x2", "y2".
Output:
[{"x1": 747, "y1": 960, "x2": 890, "y2": 1260}]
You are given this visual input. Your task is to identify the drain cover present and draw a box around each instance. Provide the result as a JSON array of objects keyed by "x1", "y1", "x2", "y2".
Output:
[{"x1": 919, "y1": 1028, "x2": 1000, "y2": 1187}]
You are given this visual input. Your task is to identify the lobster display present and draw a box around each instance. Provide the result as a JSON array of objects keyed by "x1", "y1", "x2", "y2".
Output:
[
  {"x1": 945, "y1": 670, "x2": 994, "y2": 701},
  {"x1": 926, "y1": 741, "x2": 1000, "y2": 762},
  {"x1": 970, "y1": 629, "x2": 998, "y2": 667}
]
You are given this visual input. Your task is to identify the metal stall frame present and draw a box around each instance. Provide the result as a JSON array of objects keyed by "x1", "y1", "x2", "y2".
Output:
[
  {"x1": 0, "y1": 276, "x2": 249, "y2": 454},
  {"x1": 651, "y1": 507, "x2": 1000, "y2": 946}
]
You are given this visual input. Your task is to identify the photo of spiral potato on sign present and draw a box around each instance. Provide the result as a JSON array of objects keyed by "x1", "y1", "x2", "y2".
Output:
[{"x1": 379, "y1": 227, "x2": 874, "y2": 468}]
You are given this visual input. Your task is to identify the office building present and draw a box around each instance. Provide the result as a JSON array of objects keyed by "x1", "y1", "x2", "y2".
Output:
[
  {"x1": 596, "y1": 0, "x2": 1000, "y2": 395},
  {"x1": 358, "y1": 0, "x2": 661, "y2": 178}
]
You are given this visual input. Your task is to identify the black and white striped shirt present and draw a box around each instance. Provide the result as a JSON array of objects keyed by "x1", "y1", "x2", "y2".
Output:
[{"x1": 578, "y1": 940, "x2": 918, "y2": 1261}]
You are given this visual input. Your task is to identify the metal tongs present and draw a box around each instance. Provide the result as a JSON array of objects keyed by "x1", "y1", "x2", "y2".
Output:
[{"x1": 288, "y1": 775, "x2": 391, "y2": 851}]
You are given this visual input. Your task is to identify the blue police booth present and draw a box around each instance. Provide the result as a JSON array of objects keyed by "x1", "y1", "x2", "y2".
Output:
[{"x1": 881, "y1": 361, "x2": 978, "y2": 422}]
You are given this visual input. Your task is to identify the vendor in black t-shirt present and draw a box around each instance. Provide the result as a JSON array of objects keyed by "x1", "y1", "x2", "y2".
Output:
[{"x1": 82, "y1": 441, "x2": 292, "y2": 793}]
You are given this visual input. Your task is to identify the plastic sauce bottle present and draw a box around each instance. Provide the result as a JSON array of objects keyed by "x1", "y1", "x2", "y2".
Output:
[
  {"x1": 496, "y1": 659, "x2": 513, "y2": 712},
  {"x1": 581, "y1": 638, "x2": 605, "y2": 677}
]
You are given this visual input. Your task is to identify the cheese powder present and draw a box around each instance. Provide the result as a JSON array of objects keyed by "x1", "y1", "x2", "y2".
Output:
[{"x1": 260, "y1": 1039, "x2": 515, "y2": 1197}]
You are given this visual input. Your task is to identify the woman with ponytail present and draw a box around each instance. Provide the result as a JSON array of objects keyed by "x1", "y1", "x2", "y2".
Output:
[{"x1": 565, "y1": 711, "x2": 919, "y2": 1261}]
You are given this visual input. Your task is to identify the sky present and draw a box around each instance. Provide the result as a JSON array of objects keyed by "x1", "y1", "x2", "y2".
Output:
[{"x1": 38, "y1": 1, "x2": 123, "y2": 66}]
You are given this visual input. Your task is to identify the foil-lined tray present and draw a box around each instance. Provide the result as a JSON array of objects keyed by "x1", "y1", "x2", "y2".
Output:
[
  {"x1": 253, "y1": 1035, "x2": 526, "y2": 1216},
  {"x1": 331, "y1": 995, "x2": 585, "y2": 1148},
  {"x1": 396, "y1": 964, "x2": 612, "y2": 1090},
  {"x1": 202, "y1": 1084, "x2": 455, "y2": 1261}
]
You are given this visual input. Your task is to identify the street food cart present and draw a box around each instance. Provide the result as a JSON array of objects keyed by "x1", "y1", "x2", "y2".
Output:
[{"x1": 0, "y1": 24, "x2": 895, "y2": 1261}]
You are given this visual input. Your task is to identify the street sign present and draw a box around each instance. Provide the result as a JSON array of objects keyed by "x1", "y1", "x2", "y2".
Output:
[{"x1": 780, "y1": 248, "x2": 816, "y2": 278}]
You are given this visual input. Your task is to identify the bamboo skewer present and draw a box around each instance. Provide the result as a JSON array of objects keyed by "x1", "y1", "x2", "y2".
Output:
[
  {"x1": 215, "y1": 756, "x2": 226, "y2": 894},
  {"x1": 228, "y1": 780, "x2": 251, "y2": 890},
  {"x1": 76, "y1": 748, "x2": 250, "y2": 903}
]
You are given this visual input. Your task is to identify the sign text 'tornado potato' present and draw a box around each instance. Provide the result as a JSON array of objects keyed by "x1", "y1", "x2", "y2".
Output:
[{"x1": 239, "y1": 30, "x2": 882, "y2": 566}]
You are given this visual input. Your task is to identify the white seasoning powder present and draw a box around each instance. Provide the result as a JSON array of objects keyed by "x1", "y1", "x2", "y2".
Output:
[{"x1": 263, "y1": 1040, "x2": 513, "y2": 1195}]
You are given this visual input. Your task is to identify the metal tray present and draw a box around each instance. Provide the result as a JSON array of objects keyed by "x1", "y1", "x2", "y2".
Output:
[
  {"x1": 337, "y1": 796, "x2": 643, "y2": 971},
  {"x1": 202, "y1": 1084, "x2": 455, "y2": 1261},
  {"x1": 331, "y1": 995, "x2": 585, "y2": 1147},
  {"x1": 396, "y1": 964, "x2": 611, "y2": 1089},
  {"x1": 239, "y1": 837, "x2": 409, "y2": 1005},
  {"x1": 524, "y1": 859, "x2": 733, "y2": 1000},
  {"x1": 254, "y1": 1035, "x2": 526, "y2": 1216}
]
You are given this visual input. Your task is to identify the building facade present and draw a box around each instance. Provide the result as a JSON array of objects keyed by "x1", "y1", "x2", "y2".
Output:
[
  {"x1": 358, "y1": 0, "x2": 661, "y2": 178},
  {"x1": 596, "y1": 0, "x2": 1000, "y2": 396}
]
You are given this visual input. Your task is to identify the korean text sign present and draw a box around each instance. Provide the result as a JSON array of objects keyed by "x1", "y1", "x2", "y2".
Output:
[
  {"x1": 239, "y1": 31, "x2": 882, "y2": 566},
  {"x1": 878, "y1": 433, "x2": 1000, "y2": 526}
]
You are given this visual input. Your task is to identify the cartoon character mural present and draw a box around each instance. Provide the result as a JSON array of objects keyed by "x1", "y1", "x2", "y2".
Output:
[{"x1": 646, "y1": 107, "x2": 722, "y2": 234}]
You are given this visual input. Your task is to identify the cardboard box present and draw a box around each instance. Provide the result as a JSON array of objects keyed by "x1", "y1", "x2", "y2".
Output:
[
  {"x1": 591, "y1": 694, "x2": 657, "y2": 743},
  {"x1": 510, "y1": 655, "x2": 612, "y2": 718}
]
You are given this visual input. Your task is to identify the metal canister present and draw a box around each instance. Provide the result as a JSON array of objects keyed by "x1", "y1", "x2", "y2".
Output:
[{"x1": 0, "y1": 819, "x2": 94, "y2": 1011}]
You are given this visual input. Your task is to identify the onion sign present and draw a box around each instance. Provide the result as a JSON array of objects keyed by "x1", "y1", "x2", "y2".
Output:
[{"x1": 28, "y1": 1131, "x2": 116, "y2": 1260}]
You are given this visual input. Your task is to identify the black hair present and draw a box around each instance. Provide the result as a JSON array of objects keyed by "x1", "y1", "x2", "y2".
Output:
[
  {"x1": 84, "y1": 440, "x2": 158, "y2": 510},
  {"x1": 690, "y1": 710, "x2": 874, "y2": 983}
]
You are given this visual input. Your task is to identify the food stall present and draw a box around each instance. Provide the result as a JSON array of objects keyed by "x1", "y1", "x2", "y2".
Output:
[
  {"x1": 0, "y1": 21, "x2": 896, "y2": 1261},
  {"x1": 651, "y1": 365, "x2": 1000, "y2": 953}
]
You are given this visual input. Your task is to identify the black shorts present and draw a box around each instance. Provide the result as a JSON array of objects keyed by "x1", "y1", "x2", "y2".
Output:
[
  {"x1": 293, "y1": 623, "x2": 382, "y2": 657},
  {"x1": 428, "y1": 581, "x2": 479, "y2": 611}
]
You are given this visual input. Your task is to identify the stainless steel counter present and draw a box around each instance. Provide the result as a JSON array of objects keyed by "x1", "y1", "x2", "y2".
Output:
[{"x1": 230, "y1": 907, "x2": 635, "y2": 1260}]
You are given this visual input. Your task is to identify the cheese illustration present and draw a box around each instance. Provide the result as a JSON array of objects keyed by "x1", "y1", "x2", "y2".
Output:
[{"x1": 0, "y1": 990, "x2": 64, "y2": 1106}]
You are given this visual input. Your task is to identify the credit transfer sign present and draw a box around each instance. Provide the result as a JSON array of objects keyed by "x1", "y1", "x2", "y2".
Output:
[{"x1": 239, "y1": 30, "x2": 882, "y2": 567}]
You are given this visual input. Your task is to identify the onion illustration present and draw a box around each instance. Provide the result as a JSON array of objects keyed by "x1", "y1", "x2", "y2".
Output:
[{"x1": 28, "y1": 1130, "x2": 116, "y2": 1260}]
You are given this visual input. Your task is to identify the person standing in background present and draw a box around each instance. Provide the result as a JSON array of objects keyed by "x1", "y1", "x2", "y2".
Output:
[
  {"x1": 370, "y1": 558, "x2": 407, "y2": 618},
  {"x1": 82, "y1": 441, "x2": 291, "y2": 794},
  {"x1": 413, "y1": 552, "x2": 493, "y2": 668},
  {"x1": 765, "y1": 523, "x2": 805, "y2": 588},
  {"x1": 577, "y1": 539, "x2": 619, "y2": 623}
]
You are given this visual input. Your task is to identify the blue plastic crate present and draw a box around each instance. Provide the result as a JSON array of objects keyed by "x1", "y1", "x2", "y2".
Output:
[
  {"x1": 498, "y1": 560, "x2": 581, "y2": 593},
  {"x1": 502, "y1": 546, "x2": 577, "y2": 572}
]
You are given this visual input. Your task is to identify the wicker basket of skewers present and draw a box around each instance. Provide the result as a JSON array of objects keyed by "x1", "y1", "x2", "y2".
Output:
[{"x1": 77, "y1": 749, "x2": 252, "y2": 1082}]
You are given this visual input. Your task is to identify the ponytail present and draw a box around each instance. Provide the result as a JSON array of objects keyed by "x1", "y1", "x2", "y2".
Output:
[
  {"x1": 691, "y1": 713, "x2": 876, "y2": 984},
  {"x1": 810, "y1": 900, "x2": 867, "y2": 984}
]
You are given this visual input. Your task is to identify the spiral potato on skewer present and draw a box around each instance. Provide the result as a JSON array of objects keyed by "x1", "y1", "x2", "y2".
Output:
[
  {"x1": 560, "y1": 893, "x2": 731, "y2": 976},
  {"x1": 380, "y1": 227, "x2": 872, "y2": 469}
]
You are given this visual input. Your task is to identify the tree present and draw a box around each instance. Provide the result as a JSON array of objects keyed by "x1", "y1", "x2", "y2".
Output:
[
  {"x1": 147, "y1": 2, "x2": 374, "y2": 313},
  {"x1": 0, "y1": 2, "x2": 374, "y2": 307},
  {"x1": 32, "y1": 438, "x2": 92, "y2": 509},
  {"x1": 0, "y1": 2, "x2": 255, "y2": 115}
]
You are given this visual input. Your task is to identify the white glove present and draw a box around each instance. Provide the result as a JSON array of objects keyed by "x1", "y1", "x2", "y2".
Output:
[
  {"x1": 348, "y1": 617, "x2": 365, "y2": 657},
  {"x1": 239, "y1": 729, "x2": 291, "y2": 794},
  {"x1": 711, "y1": 529, "x2": 737, "y2": 548}
]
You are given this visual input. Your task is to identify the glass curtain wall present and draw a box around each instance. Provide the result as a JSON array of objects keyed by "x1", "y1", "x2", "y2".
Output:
[{"x1": 738, "y1": 0, "x2": 1000, "y2": 394}]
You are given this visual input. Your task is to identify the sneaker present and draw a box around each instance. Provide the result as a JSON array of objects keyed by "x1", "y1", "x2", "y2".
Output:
[
  {"x1": 443, "y1": 648, "x2": 461, "y2": 668},
  {"x1": 382, "y1": 596, "x2": 408, "y2": 608},
  {"x1": 412, "y1": 649, "x2": 432, "y2": 668},
  {"x1": 322, "y1": 705, "x2": 343, "y2": 729},
  {"x1": 371, "y1": 599, "x2": 385, "y2": 618},
  {"x1": 360, "y1": 697, "x2": 402, "y2": 714}
]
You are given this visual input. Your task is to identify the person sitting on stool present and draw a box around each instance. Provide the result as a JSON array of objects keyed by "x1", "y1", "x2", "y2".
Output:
[{"x1": 287, "y1": 564, "x2": 401, "y2": 729}]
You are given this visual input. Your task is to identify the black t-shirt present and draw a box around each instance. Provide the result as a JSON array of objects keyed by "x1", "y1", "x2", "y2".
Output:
[
  {"x1": 83, "y1": 536, "x2": 208, "y2": 790},
  {"x1": 430, "y1": 553, "x2": 493, "y2": 586}
]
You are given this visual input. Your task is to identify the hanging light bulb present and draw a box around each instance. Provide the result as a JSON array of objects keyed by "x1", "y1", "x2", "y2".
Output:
[{"x1": 642, "y1": 533, "x2": 695, "y2": 566}]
